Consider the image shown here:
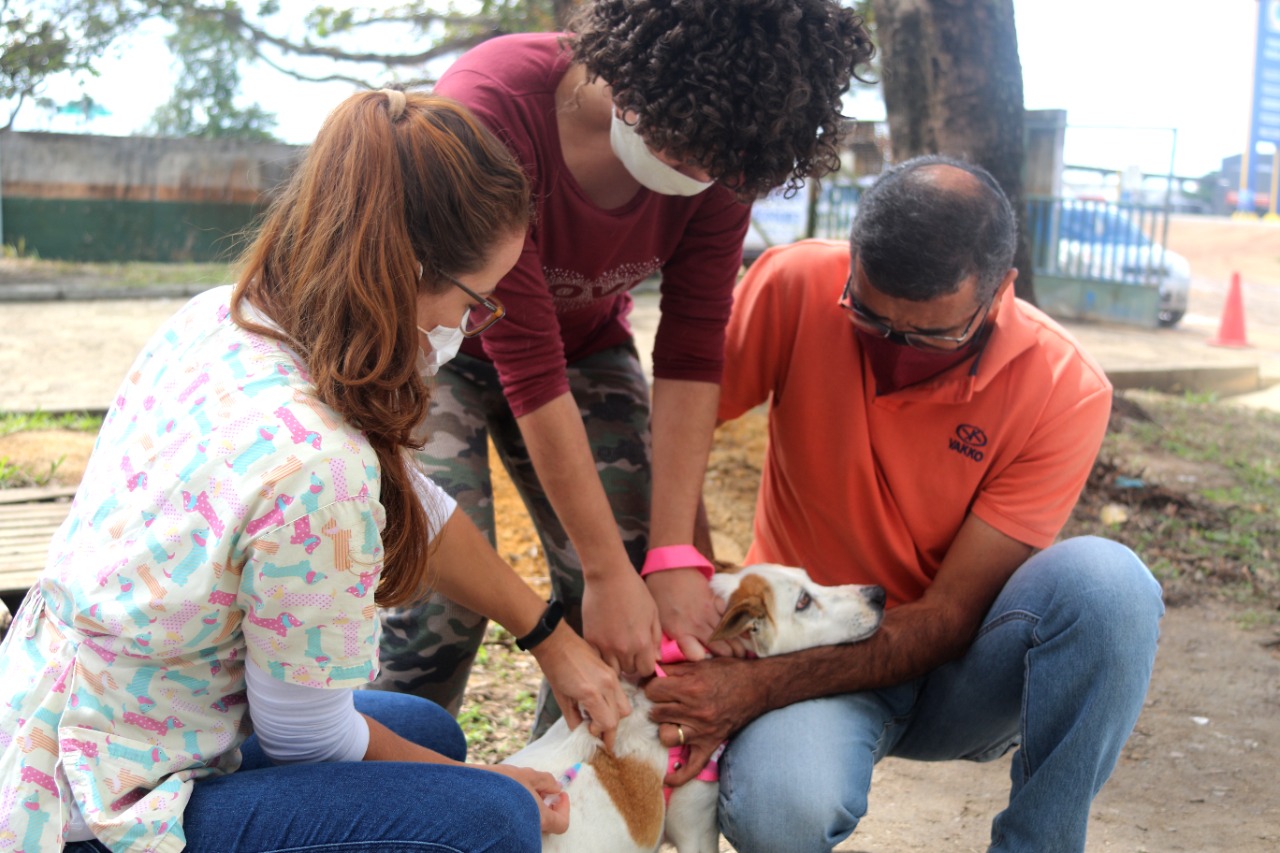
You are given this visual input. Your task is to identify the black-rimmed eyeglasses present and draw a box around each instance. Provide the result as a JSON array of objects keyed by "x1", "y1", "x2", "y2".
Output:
[
  {"x1": 839, "y1": 274, "x2": 989, "y2": 352},
  {"x1": 440, "y1": 272, "x2": 506, "y2": 338}
]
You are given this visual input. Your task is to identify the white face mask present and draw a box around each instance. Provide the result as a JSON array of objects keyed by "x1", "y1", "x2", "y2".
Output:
[
  {"x1": 416, "y1": 311, "x2": 468, "y2": 377},
  {"x1": 609, "y1": 111, "x2": 713, "y2": 197}
]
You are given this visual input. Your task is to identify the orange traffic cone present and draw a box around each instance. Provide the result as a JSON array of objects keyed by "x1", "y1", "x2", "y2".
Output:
[{"x1": 1208, "y1": 272, "x2": 1250, "y2": 348}]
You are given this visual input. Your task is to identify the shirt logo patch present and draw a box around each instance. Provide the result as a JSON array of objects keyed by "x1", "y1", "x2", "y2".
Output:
[
  {"x1": 542, "y1": 258, "x2": 662, "y2": 311},
  {"x1": 949, "y1": 424, "x2": 988, "y2": 462}
]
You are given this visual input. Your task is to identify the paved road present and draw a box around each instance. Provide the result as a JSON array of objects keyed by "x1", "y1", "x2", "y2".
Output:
[{"x1": 2, "y1": 289, "x2": 1279, "y2": 413}]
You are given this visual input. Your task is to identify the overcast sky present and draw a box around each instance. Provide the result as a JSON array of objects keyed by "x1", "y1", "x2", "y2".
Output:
[{"x1": 17, "y1": 0, "x2": 1260, "y2": 179}]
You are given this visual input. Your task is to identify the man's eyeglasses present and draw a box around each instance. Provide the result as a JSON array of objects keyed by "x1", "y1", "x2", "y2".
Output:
[
  {"x1": 439, "y1": 272, "x2": 506, "y2": 337},
  {"x1": 839, "y1": 274, "x2": 989, "y2": 352}
]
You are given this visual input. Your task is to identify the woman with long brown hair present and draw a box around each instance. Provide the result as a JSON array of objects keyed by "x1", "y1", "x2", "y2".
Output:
[{"x1": 2, "y1": 89, "x2": 627, "y2": 853}]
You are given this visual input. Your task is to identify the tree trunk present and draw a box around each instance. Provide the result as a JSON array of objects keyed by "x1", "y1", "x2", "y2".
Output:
[{"x1": 869, "y1": 0, "x2": 1035, "y2": 302}]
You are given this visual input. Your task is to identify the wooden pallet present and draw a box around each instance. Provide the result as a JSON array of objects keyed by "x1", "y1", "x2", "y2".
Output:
[{"x1": 0, "y1": 485, "x2": 75, "y2": 614}]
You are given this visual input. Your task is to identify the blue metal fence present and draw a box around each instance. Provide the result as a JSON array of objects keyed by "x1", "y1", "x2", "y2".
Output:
[
  {"x1": 813, "y1": 181, "x2": 862, "y2": 240},
  {"x1": 1025, "y1": 196, "x2": 1170, "y2": 286}
]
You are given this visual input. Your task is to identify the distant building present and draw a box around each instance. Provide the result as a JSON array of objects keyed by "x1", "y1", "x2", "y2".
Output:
[
  {"x1": 0, "y1": 131, "x2": 302, "y2": 262},
  {"x1": 1219, "y1": 153, "x2": 1274, "y2": 215}
]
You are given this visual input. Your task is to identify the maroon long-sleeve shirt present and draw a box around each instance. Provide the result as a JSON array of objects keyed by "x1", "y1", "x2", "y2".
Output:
[{"x1": 437, "y1": 33, "x2": 751, "y2": 417}]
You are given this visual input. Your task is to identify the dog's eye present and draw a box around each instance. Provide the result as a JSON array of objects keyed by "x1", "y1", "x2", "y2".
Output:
[{"x1": 795, "y1": 590, "x2": 812, "y2": 612}]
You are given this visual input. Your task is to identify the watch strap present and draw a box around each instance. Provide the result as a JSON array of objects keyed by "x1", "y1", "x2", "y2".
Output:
[{"x1": 516, "y1": 599, "x2": 565, "y2": 651}]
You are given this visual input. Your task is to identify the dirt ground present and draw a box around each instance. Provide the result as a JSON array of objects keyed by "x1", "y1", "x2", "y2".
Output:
[{"x1": 3, "y1": 215, "x2": 1279, "y2": 850}]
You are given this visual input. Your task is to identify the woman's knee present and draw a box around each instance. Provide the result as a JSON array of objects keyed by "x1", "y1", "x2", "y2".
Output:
[
  {"x1": 468, "y1": 772, "x2": 543, "y2": 853},
  {"x1": 187, "y1": 762, "x2": 541, "y2": 852}
]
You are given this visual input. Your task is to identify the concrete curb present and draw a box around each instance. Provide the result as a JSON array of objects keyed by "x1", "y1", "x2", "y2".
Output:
[
  {"x1": 1107, "y1": 365, "x2": 1265, "y2": 398},
  {"x1": 0, "y1": 283, "x2": 215, "y2": 302}
]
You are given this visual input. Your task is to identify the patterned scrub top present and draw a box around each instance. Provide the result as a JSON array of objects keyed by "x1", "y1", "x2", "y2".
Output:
[{"x1": 0, "y1": 286, "x2": 446, "y2": 853}]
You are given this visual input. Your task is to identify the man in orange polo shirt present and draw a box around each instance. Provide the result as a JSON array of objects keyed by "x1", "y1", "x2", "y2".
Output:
[{"x1": 646, "y1": 157, "x2": 1164, "y2": 853}]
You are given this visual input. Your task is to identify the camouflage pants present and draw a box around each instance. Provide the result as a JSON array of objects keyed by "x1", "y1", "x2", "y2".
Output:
[{"x1": 372, "y1": 344, "x2": 652, "y2": 736}]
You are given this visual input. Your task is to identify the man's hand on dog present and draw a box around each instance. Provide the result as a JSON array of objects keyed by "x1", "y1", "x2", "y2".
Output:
[{"x1": 645, "y1": 656, "x2": 763, "y2": 786}]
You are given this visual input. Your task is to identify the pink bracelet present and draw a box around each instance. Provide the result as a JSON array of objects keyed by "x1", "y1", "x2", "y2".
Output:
[{"x1": 640, "y1": 545, "x2": 714, "y2": 580}]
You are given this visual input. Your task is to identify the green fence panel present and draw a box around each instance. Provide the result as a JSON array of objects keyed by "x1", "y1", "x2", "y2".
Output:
[{"x1": 1, "y1": 197, "x2": 265, "y2": 262}]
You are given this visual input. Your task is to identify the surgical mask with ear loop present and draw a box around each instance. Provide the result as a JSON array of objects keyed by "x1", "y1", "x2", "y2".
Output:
[
  {"x1": 609, "y1": 111, "x2": 714, "y2": 197},
  {"x1": 416, "y1": 313, "x2": 468, "y2": 377}
]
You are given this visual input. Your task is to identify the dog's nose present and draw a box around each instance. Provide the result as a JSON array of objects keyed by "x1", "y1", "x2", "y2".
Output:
[{"x1": 864, "y1": 586, "x2": 886, "y2": 608}]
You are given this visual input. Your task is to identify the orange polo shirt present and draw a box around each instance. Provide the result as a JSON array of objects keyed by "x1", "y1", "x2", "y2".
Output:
[{"x1": 718, "y1": 240, "x2": 1112, "y2": 608}]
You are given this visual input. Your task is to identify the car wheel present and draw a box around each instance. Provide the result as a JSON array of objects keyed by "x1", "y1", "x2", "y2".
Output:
[{"x1": 1157, "y1": 309, "x2": 1184, "y2": 328}]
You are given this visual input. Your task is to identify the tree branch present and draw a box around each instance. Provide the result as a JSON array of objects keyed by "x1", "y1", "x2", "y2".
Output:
[
  {"x1": 199, "y1": 5, "x2": 505, "y2": 68},
  {"x1": 252, "y1": 49, "x2": 434, "y2": 90}
]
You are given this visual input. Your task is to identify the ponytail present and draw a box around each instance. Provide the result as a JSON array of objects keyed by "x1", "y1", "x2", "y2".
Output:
[{"x1": 232, "y1": 90, "x2": 530, "y2": 607}]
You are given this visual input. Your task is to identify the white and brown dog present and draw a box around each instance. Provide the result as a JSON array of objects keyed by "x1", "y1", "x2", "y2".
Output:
[{"x1": 503, "y1": 563, "x2": 886, "y2": 853}]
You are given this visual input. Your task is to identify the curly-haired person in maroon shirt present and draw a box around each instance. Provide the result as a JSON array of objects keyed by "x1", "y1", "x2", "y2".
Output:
[{"x1": 372, "y1": 0, "x2": 875, "y2": 735}]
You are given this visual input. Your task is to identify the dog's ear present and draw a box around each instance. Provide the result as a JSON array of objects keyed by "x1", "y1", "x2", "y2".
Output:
[{"x1": 710, "y1": 596, "x2": 767, "y2": 642}]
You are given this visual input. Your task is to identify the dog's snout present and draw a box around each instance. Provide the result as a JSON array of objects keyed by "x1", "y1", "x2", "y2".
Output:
[{"x1": 863, "y1": 586, "x2": 886, "y2": 609}]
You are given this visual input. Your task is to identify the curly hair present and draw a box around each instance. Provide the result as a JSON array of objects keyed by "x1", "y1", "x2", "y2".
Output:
[
  {"x1": 232, "y1": 92, "x2": 530, "y2": 608},
  {"x1": 568, "y1": 0, "x2": 874, "y2": 199}
]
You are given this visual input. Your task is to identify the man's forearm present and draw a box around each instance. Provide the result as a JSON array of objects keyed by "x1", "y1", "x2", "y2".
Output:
[
  {"x1": 748, "y1": 603, "x2": 980, "y2": 713},
  {"x1": 748, "y1": 516, "x2": 1035, "y2": 713}
]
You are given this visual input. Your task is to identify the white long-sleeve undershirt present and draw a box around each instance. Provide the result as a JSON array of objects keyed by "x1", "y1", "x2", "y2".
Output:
[{"x1": 244, "y1": 657, "x2": 371, "y2": 764}]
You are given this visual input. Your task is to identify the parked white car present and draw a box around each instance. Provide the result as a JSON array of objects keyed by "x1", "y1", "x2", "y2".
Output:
[{"x1": 1054, "y1": 202, "x2": 1191, "y2": 327}]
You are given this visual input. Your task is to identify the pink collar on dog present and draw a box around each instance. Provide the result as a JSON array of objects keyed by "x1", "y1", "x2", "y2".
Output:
[{"x1": 655, "y1": 635, "x2": 721, "y2": 804}]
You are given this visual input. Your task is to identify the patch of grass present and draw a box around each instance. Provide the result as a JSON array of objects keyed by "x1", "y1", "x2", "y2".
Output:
[
  {"x1": 79, "y1": 262, "x2": 234, "y2": 288},
  {"x1": 1065, "y1": 390, "x2": 1280, "y2": 607},
  {"x1": 2, "y1": 239, "x2": 36, "y2": 259},
  {"x1": 460, "y1": 626, "x2": 543, "y2": 763},
  {"x1": 0, "y1": 412, "x2": 100, "y2": 490},
  {"x1": 1235, "y1": 608, "x2": 1279, "y2": 631},
  {"x1": 0, "y1": 255, "x2": 233, "y2": 288},
  {"x1": 0, "y1": 456, "x2": 65, "y2": 488},
  {"x1": 0, "y1": 411, "x2": 104, "y2": 437},
  {"x1": 514, "y1": 690, "x2": 538, "y2": 716},
  {"x1": 457, "y1": 706, "x2": 495, "y2": 747}
]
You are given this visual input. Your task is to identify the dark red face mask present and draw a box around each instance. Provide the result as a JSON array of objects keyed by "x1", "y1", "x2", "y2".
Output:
[{"x1": 855, "y1": 328, "x2": 985, "y2": 395}]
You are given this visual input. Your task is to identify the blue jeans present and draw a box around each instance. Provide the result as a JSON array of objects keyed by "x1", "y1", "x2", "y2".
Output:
[
  {"x1": 718, "y1": 536, "x2": 1164, "y2": 853},
  {"x1": 66, "y1": 691, "x2": 540, "y2": 853}
]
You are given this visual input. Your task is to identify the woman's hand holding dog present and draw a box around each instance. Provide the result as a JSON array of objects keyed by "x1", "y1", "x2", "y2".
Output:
[
  {"x1": 487, "y1": 764, "x2": 572, "y2": 834},
  {"x1": 531, "y1": 618, "x2": 632, "y2": 752}
]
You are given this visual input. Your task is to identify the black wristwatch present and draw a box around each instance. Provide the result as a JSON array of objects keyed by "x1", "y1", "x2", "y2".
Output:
[{"x1": 516, "y1": 599, "x2": 565, "y2": 651}]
